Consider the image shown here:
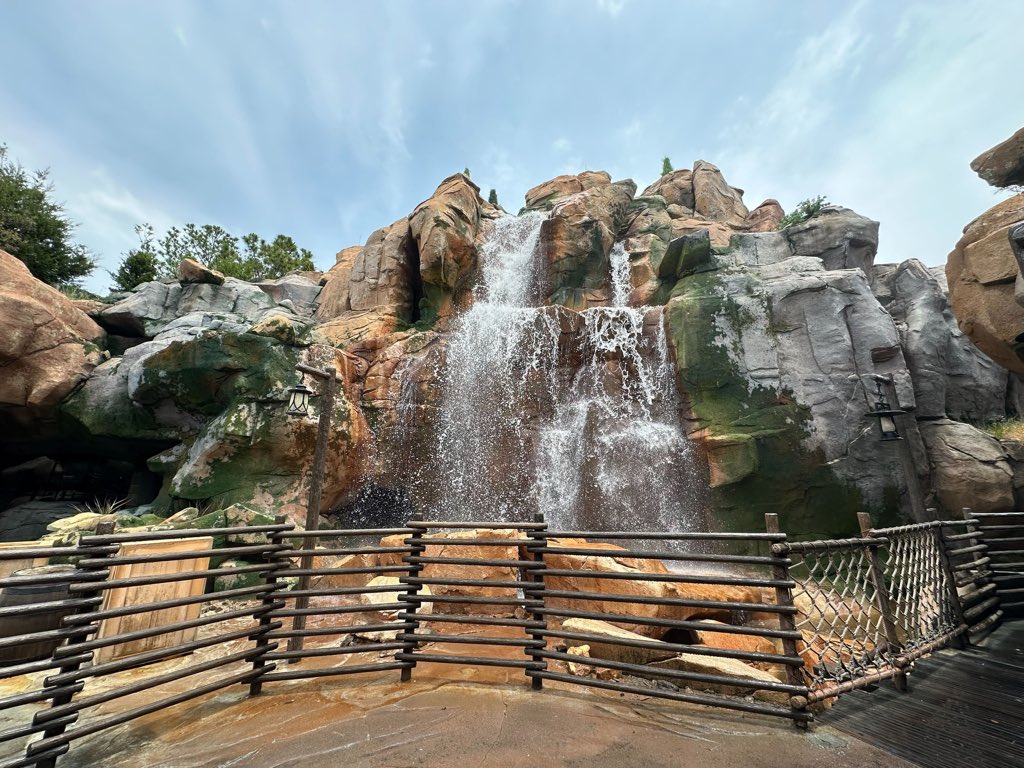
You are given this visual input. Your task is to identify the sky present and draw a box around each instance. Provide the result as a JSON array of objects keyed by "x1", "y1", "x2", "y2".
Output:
[{"x1": 1, "y1": 0, "x2": 1022, "y2": 295}]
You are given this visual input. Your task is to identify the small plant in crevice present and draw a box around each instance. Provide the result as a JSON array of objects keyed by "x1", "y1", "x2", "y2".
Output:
[
  {"x1": 982, "y1": 418, "x2": 1024, "y2": 442},
  {"x1": 778, "y1": 195, "x2": 829, "y2": 229}
]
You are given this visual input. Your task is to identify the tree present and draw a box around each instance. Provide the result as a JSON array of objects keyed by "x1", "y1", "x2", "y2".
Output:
[
  {"x1": 0, "y1": 144, "x2": 94, "y2": 286},
  {"x1": 109, "y1": 224, "x2": 158, "y2": 291},
  {"x1": 463, "y1": 167, "x2": 471, "y2": 178},
  {"x1": 126, "y1": 222, "x2": 316, "y2": 282},
  {"x1": 488, "y1": 188, "x2": 499, "y2": 206},
  {"x1": 661, "y1": 157, "x2": 673, "y2": 176},
  {"x1": 777, "y1": 195, "x2": 828, "y2": 229}
]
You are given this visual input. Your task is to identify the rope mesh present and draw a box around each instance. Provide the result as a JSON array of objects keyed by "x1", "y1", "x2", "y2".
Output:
[
  {"x1": 879, "y1": 527, "x2": 960, "y2": 650},
  {"x1": 787, "y1": 541, "x2": 893, "y2": 688}
]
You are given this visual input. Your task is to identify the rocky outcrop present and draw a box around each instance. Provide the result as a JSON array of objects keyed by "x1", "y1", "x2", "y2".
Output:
[
  {"x1": 539, "y1": 178, "x2": 635, "y2": 308},
  {"x1": 783, "y1": 207, "x2": 878, "y2": 273},
  {"x1": 524, "y1": 171, "x2": 612, "y2": 210},
  {"x1": 692, "y1": 160, "x2": 749, "y2": 229},
  {"x1": 919, "y1": 420, "x2": 1014, "y2": 513},
  {"x1": 946, "y1": 193, "x2": 1024, "y2": 375},
  {"x1": 177, "y1": 258, "x2": 225, "y2": 285},
  {"x1": 410, "y1": 173, "x2": 485, "y2": 324},
  {"x1": 873, "y1": 259, "x2": 1008, "y2": 422},
  {"x1": 971, "y1": 126, "x2": 1024, "y2": 189},
  {"x1": 0, "y1": 249, "x2": 105, "y2": 429}
]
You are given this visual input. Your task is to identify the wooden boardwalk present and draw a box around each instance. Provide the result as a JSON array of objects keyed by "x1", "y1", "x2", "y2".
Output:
[{"x1": 821, "y1": 621, "x2": 1024, "y2": 768}]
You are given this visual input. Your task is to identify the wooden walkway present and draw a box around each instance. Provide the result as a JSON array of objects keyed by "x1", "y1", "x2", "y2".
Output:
[{"x1": 821, "y1": 621, "x2": 1024, "y2": 768}]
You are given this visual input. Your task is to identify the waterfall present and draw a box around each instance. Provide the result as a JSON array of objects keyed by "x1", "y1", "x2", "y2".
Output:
[{"x1": 418, "y1": 213, "x2": 703, "y2": 530}]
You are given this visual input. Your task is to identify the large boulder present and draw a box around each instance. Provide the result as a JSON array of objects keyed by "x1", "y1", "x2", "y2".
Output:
[
  {"x1": 782, "y1": 207, "x2": 879, "y2": 273},
  {"x1": 0, "y1": 249, "x2": 105, "y2": 428},
  {"x1": 971, "y1": 126, "x2": 1024, "y2": 189},
  {"x1": 873, "y1": 259, "x2": 1008, "y2": 422},
  {"x1": 691, "y1": 160, "x2": 749, "y2": 229},
  {"x1": 346, "y1": 219, "x2": 418, "y2": 319},
  {"x1": 524, "y1": 171, "x2": 612, "y2": 211},
  {"x1": 919, "y1": 420, "x2": 1014, "y2": 514},
  {"x1": 641, "y1": 170, "x2": 695, "y2": 211},
  {"x1": 409, "y1": 173, "x2": 485, "y2": 325},
  {"x1": 538, "y1": 178, "x2": 635, "y2": 307},
  {"x1": 946, "y1": 193, "x2": 1024, "y2": 375}
]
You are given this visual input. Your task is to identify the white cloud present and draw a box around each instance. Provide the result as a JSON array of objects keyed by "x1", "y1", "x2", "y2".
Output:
[{"x1": 595, "y1": 0, "x2": 627, "y2": 17}]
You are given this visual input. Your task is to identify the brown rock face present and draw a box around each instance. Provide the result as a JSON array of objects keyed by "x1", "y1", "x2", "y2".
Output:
[
  {"x1": 525, "y1": 171, "x2": 612, "y2": 210},
  {"x1": 692, "y1": 160, "x2": 749, "y2": 229},
  {"x1": 971, "y1": 126, "x2": 1024, "y2": 188},
  {"x1": 744, "y1": 199, "x2": 784, "y2": 232},
  {"x1": 946, "y1": 193, "x2": 1024, "y2": 374},
  {"x1": 316, "y1": 246, "x2": 362, "y2": 319},
  {"x1": 348, "y1": 219, "x2": 417, "y2": 315},
  {"x1": 641, "y1": 170, "x2": 695, "y2": 211},
  {"x1": 177, "y1": 258, "x2": 225, "y2": 285},
  {"x1": 539, "y1": 182, "x2": 634, "y2": 307},
  {"x1": 0, "y1": 250, "x2": 105, "y2": 426},
  {"x1": 409, "y1": 173, "x2": 485, "y2": 322}
]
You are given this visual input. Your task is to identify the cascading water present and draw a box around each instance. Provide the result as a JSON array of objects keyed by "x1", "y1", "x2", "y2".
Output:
[{"x1": 419, "y1": 212, "x2": 703, "y2": 530}]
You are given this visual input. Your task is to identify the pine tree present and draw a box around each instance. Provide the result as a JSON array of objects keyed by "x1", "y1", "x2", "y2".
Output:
[
  {"x1": 661, "y1": 157, "x2": 673, "y2": 176},
  {"x1": 488, "y1": 188, "x2": 499, "y2": 206}
]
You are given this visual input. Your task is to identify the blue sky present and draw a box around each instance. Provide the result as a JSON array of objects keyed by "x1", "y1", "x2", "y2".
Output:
[{"x1": 1, "y1": 0, "x2": 1022, "y2": 294}]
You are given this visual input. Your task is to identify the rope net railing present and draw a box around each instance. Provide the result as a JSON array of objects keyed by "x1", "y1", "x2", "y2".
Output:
[{"x1": 782, "y1": 538, "x2": 896, "y2": 697}]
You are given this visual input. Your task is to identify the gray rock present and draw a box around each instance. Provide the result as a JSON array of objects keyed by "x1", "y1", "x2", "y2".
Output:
[
  {"x1": 873, "y1": 259, "x2": 1008, "y2": 422},
  {"x1": 177, "y1": 279, "x2": 276, "y2": 321},
  {"x1": 256, "y1": 274, "x2": 323, "y2": 317},
  {"x1": 971, "y1": 126, "x2": 1024, "y2": 189},
  {"x1": 784, "y1": 207, "x2": 879, "y2": 274},
  {"x1": 919, "y1": 420, "x2": 1014, "y2": 513},
  {"x1": 0, "y1": 500, "x2": 81, "y2": 542},
  {"x1": 98, "y1": 281, "x2": 182, "y2": 337}
]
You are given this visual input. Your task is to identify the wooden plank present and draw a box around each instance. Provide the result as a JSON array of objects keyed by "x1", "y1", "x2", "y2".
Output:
[{"x1": 95, "y1": 537, "x2": 213, "y2": 664}]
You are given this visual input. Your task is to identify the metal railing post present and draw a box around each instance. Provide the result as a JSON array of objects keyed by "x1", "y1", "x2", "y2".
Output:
[
  {"x1": 764, "y1": 514, "x2": 810, "y2": 727},
  {"x1": 525, "y1": 512, "x2": 549, "y2": 690},
  {"x1": 27, "y1": 520, "x2": 117, "y2": 768},
  {"x1": 857, "y1": 512, "x2": 907, "y2": 692},
  {"x1": 249, "y1": 515, "x2": 291, "y2": 695},
  {"x1": 399, "y1": 512, "x2": 427, "y2": 682}
]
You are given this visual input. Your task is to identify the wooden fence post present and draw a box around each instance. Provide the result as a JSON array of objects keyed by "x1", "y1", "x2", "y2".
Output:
[
  {"x1": 27, "y1": 520, "x2": 117, "y2": 768},
  {"x1": 857, "y1": 512, "x2": 907, "y2": 692},
  {"x1": 764, "y1": 513, "x2": 810, "y2": 727}
]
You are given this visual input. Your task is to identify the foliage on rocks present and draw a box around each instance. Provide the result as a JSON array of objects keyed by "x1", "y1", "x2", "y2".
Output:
[{"x1": 777, "y1": 195, "x2": 828, "y2": 229}]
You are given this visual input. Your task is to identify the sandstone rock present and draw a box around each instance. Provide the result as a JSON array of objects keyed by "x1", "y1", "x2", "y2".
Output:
[
  {"x1": 410, "y1": 174, "x2": 484, "y2": 324},
  {"x1": 177, "y1": 258, "x2": 225, "y2": 285},
  {"x1": 669, "y1": 216, "x2": 736, "y2": 249},
  {"x1": 561, "y1": 618, "x2": 677, "y2": 665},
  {"x1": 971, "y1": 126, "x2": 1024, "y2": 188},
  {"x1": 744, "y1": 200, "x2": 784, "y2": 232},
  {"x1": 0, "y1": 249, "x2": 105, "y2": 427},
  {"x1": 946, "y1": 193, "x2": 1024, "y2": 375},
  {"x1": 783, "y1": 207, "x2": 878, "y2": 273},
  {"x1": 358, "y1": 575, "x2": 432, "y2": 620},
  {"x1": 315, "y1": 246, "x2": 362, "y2": 320},
  {"x1": 347, "y1": 219, "x2": 418, "y2": 322},
  {"x1": 873, "y1": 259, "x2": 1007, "y2": 422},
  {"x1": 246, "y1": 312, "x2": 309, "y2": 345},
  {"x1": 564, "y1": 643, "x2": 621, "y2": 680},
  {"x1": 316, "y1": 309, "x2": 403, "y2": 349},
  {"x1": 46, "y1": 511, "x2": 118, "y2": 533},
  {"x1": 691, "y1": 160, "x2": 749, "y2": 229},
  {"x1": 694, "y1": 620, "x2": 779, "y2": 668},
  {"x1": 542, "y1": 537, "x2": 763, "y2": 637},
  {"x1": 919, "y1": 420, "x2": 1014, "y2": 514},
  {"x1": 641, "y1": 170, "x2": 695, "y2": 210},
  {"x1": 539, "y1": 183, "x2": 635, "y2": 306},
  {"x1": 524, "y1": 171, "x2": 612, "y2": 210},
  {"x1": 645, "y1": 653, "x2": 788, "y2": 704}
]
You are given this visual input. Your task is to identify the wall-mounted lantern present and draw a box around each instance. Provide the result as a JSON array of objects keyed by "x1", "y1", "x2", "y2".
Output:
[
  {"x1": 865, "y1": 377, "x2": 905, "y2": 441},
  {"x1": 286, "y1": 378, "x2": 313, "y2": 416}
]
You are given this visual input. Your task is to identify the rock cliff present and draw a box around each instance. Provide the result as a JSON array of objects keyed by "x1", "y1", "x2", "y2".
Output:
[{"x1": 3, "y1": 159, "x2": 1022, "y2": 541}]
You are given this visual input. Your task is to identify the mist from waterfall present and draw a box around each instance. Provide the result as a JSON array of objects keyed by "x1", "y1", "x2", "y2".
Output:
[{"x1": 422, "y1": 213, "x2": 703, "y2": 530}]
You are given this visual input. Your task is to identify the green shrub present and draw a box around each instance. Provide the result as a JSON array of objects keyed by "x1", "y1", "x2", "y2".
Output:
[
  {"x1": 778, "y1": 195, "x2": 828, "y2": 229},
  {"x1": 661, "y1": 157, "x2": 673, "y2": 176}
]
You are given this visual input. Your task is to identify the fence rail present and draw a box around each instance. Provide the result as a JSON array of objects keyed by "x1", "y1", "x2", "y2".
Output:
[{"x1": 0, "y1": 508, "x2": 1019, "y2": 766}]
